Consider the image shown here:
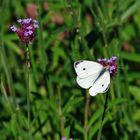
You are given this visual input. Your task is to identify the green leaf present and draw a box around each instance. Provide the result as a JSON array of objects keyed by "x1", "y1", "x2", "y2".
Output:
[
  {"x1": 75, "y1": 123, "x2": 84, "y2": 134},
  {"x1": 127, "y1": 72, "x2": 140, "y2": 82},
  {"x1": 120, "y1": 52, "x2": 140, "y2": 63},
  {"x1": 62, "y1": 96, "x2": 83, "y2": 114},
  {"x1": 108, "y1": 98, "x2": 128, "y2": 108},
  {"x1": 129, "y1": 86, "x2": 140, "y2": 104},
  {"x1": 65, "y1": 126, "x2": 71, "y2": 139},
  {"x1": 88, "y1": 109, "x2": 103, "y2": 129},
  {"x1": 89, "y1": 119, "x2": 101, "y2": 139},
  {"x1": 133, "y1": 109, "x2": 140, "y2": 122},
  {"x1": 4, "y1": 41, "x2": 20, "y2": 54},
  {"x1": 121, "y1": 1, "x2": 140, "y2": 22},
  {"x1": 51, "y1": 25, "x2": 76, "y2": 35},
  {"x1": 44, "y1": 98, "x2": 59, "y2": 115}
]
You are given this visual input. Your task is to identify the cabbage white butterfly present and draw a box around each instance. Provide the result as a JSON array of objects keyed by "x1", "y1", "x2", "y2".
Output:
[{"x1": 74, "y1": 57, "x2": 117, "y2": 96}]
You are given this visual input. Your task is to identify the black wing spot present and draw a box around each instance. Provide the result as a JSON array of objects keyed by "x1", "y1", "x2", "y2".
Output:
[
  {"x1": 83, "y1": 68, "x2": 86, "y2": 70},
  {"x1": 102, "y1": 84, "x2": 104, "y2": 87},
  {"x1": 74, "y1": 61, "x2": 83, "y2": 67},
  {"x1": 105, "y1": 84, "x2": 110, "y2": 92}
]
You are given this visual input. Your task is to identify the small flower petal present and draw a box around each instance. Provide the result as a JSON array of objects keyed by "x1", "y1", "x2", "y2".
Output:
[
  {"x1": 24, "y1": 32, "x2": 29, "y2": 36},
  {"x1": 109, "y1": 70, "x2": 113, "y2": 74},
  {"x1": 33, "y1": 20, "x2": 38, "y2": 23},
  {"x1": 28, "y1": 30, "x2": 33, "y2": 35},
  {"x1": 110, "y1": 65, "x2": 115, "y2": 71},
  {"x1": 102, "y1": 58, "x2": 107, "y2": 62},
  {"x1": 10, "y1": 25, "x2": 18, "y2": 32},
  {"x1": 33, "y1": 23, "x2": 39, "y2": 28},
  {"x1": 107, "y1": 59, "x2": 112, "y2": 63},
  {"x1": 17, "y1": 19, "x2": 22, "y2": 23},
  {"x1": 111, "y1": 56, "x2": 117, "y2": 61},
  {"x1": 26, "y1": 26, "x2": 33, "y2": 30},
  {"x1": 23, "y1": 18, "x2": 32, "y2": 24}
]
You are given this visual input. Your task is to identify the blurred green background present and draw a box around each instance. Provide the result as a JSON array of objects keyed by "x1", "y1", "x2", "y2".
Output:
[{"x1": 0, "y1": 0, "x2": 140, "y2": 140}]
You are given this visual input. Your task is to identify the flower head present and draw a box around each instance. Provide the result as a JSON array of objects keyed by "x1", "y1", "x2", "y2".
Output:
[
  {"x1": 97, "y1": 56, "x2": 117, "y2": 77},
  {"x1": 10, "y1": 18, "x2": 38, "y2": 45}
]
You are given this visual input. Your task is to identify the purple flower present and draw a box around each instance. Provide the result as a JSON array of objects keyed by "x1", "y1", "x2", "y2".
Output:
[
  {"x1": 10, "y1": 18, "x2": 38, "y2": 45},
  {"x1": 97, "y1": 56, "x2": 117, "y2": 77}
]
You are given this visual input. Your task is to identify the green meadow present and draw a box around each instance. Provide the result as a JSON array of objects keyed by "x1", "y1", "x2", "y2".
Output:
[{"x1": 0, "y1": 0, "x2": 140, "y2": 140}]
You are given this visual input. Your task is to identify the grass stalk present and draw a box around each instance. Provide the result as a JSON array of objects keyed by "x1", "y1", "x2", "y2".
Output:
[
  {"x1": 58, "y1": 86, "x2": 65, "y2": 137},
  {"x1": 26, "y1": 45, "x2": 32, "y2": 140},
  {"x1": 97, "y1": 90, "x2": 109, "y2": 140},
  {"x1": 1, "y1": 80, "x2": 13, "y2": 115}
]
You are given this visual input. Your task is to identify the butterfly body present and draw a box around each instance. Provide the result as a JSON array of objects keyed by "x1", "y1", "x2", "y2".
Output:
[{"x1": 74, "y1": 60, "x2": 110, "y2": 96}]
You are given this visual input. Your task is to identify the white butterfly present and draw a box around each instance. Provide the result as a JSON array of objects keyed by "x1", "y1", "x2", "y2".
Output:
[{"x1": 74, "y1": 60, "x2": 110, "y2": 96}]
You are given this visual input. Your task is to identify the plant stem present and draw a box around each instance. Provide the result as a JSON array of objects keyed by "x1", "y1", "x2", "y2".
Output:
[
  {"x1": 26, "y1": 45, "x2": 32, "y2": 140},
  {"x1": 58, "y1": 86, "x2": 65, "y2": 137},
  {"x1": 84, "y1": 90, "x2": 90, "y2": 140},
  {"x1": 97, "y1": 90, "x2": 109, "y2": 140}
]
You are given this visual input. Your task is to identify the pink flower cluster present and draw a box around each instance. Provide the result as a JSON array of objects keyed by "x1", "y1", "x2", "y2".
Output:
[
  {"x1": 10, "y1": 18, "x2": 38, "y2": 45},
  {"x1": 97, "y1": 56, "x2": 117, "y2": 76}
]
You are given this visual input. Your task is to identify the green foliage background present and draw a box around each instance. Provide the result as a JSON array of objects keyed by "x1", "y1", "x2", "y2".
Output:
[{"x1": 0, "y1": 0, "x2": 140, "y2": 140}]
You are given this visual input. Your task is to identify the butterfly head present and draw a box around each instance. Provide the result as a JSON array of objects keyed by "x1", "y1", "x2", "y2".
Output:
[{"x1": 97, "y1": 56, "x2": 117, "y2": 77}]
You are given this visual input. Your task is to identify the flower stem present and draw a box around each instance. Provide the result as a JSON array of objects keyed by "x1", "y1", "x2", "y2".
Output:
[
  {"x1": 26, "y1": 45, "x2": 32, "y2": 140},
  {"x1": 97, "y1": 90, "x2": 109, "y2": 140},
  {"x1": 84, "y1": 90, "x2": 90, "y2": 140}
]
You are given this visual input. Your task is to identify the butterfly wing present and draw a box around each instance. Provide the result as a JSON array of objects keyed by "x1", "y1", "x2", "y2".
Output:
[
  {"x1": 89, "y1": 71, "x2": 110, "y2": 96},
  {"x1": 74, "y1": 60, "x2": 104, "y2": 89},
  {"x1": 74, "y1": 60, "x2": 103, "y2": 78},
  {"x1": 76, "y1": 73, "x2": 101, "y2": 89}
]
